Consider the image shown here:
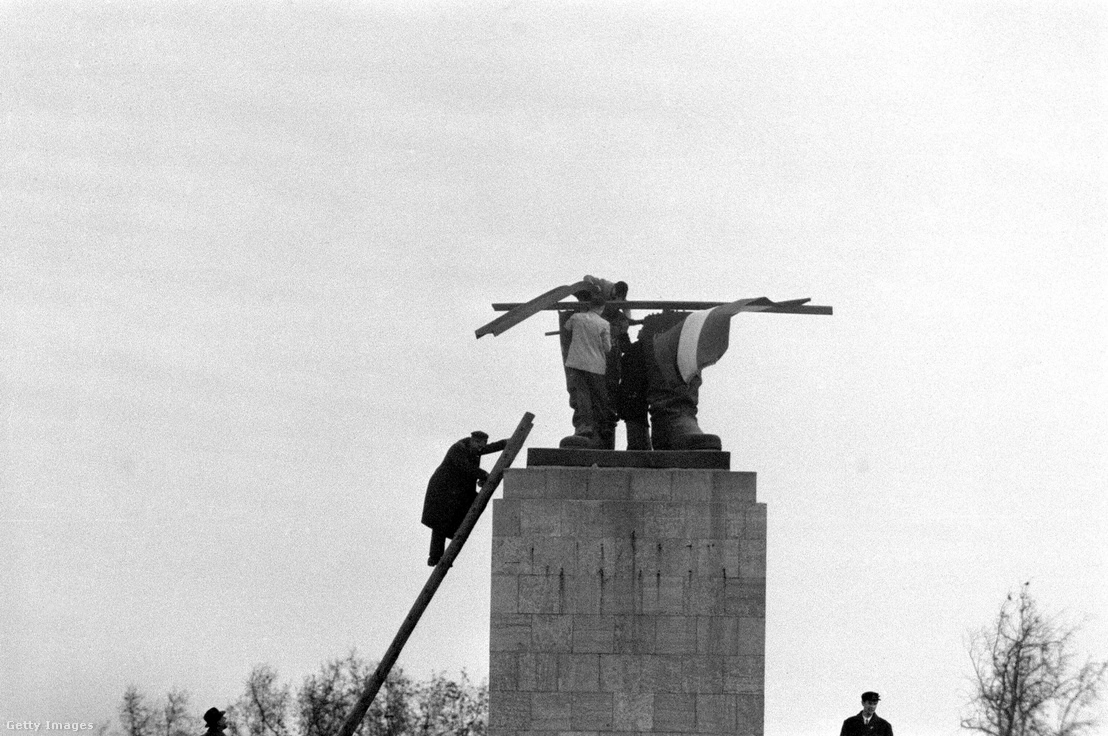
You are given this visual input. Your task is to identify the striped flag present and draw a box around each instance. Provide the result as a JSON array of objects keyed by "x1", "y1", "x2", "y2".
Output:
[{"x1": 653, "y1": 297, "x2": 785, "y2": 384}]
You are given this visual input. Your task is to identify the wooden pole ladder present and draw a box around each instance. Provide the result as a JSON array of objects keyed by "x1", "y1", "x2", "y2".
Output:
[{"x1": 336, "y1": 412, "x2": 535, "y2": 736}]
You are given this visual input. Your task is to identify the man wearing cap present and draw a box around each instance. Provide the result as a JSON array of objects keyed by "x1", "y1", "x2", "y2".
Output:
[
  {"x1": 840, "y1": 692, "x2": 892, "y2": 736},
  {"x1": 422, "y1": 431, "x2": 507, "y2": 566},
  {"x1": 202, "y1": 708, "x2": 227, "y2": 736}
]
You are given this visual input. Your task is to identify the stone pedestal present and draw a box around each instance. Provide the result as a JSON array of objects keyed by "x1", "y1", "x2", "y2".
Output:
[{"x1": 488, "y1": 451, "x2": 766, "y2": 736}]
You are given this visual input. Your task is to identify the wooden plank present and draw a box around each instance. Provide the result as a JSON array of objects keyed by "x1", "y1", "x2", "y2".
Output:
[
  {"x1": 492, "y1": 300, "x2": 832, "y2": 315},
  {"x1": 336, "y1": 413, "x2": 535, "y2": 736},
  {"x1": 475, "y1": 281, "x2": 589, "y2": 338},
  {"x1": 528, "y1": 447, "x2": 731, "y2": 470}
]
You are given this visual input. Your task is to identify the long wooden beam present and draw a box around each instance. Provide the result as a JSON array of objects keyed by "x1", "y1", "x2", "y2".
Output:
[
  {"x1": 335, "y1": 412, "x2": 535, "y2": 736},
  {"x1": 475, "y1": 281, "x2": 589, "y2": 338},
  {"x1": 491, "y1": 300, "x2": 833, "y2": 315}
]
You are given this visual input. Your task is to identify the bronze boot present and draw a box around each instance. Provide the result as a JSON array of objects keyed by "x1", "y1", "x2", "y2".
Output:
[
  {"x1": 646, "y1": 374, "x2": 721, "y2": 451},
  {"x1": 560, "y1": 432, "x2": 604, "y2": 449}
]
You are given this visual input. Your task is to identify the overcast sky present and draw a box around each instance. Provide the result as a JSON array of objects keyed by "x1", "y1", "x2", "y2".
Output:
[{"x1": 1, "y1": 3, "x2": 1105, "y2": 736}]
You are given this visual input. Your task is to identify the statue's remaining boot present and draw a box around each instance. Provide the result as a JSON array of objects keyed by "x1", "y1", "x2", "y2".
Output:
[
  {"x1": 560, "y1": 432, "x2": 604, "y2": 449},
  {"x1": 659, "y1": 412, "x2": 722, "y2": 451},
  {"x1": 625, "y1": 421, "x2": 652, "y2": 451},
  {"x1": 639, "y1": 323, "x2": 722, "y2": 451},
  {"x1": 647, "y1": 375, "x2": 721, "y2": 451}
]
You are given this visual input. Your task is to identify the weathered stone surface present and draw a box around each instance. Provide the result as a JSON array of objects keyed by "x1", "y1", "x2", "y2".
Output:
[
  {"x1": 599, "y1": 575, "x2": 637, "y2": 616},
  {"x1": 586, "y1": 468, "x2": 633, "y2": 499},
  {"x1": 639, "y1": 574, "x2": 686, "y2": 616},
  {"x1": 558, "y1": 653, "x2": 601, "y2": 692},
  {"x1": 669, "y1": 471, "x2": 712, "y2": 503},
  {"x1": 490, "y1": 652, "x2": 519, "y2": 692},
  {"x1": 613, "y1": 614, "x2": 656, "y2": 654},
  {"x1": 696, "y1": 616, "x2": 739, "y2": 656},
  {"x1": 612, "y1": 692, "x2": 654, "y2": 731},
  {"x1": 490, "y1": 613, "x2": 532, "y2": 652},
  {"x1": 490, "y1": 467, "x2": 765, "y2": 736},
  {"x1": 530, "y1": 692, "x2": 573, "y2": 730},
  {"x1": 492, "y1": 537, "x2": 531, "y2": 576},
  {"x1": 724, "y1": 578, "x2": 767, "y2": 618},
  {"x1": 570, "y1": 693, "x2": 614, "y2": 730},
  {"x1": 735, "y1": 693, "x2": 766, "y2": 734},
  {"x1": 710, "y1": 471, "x2": 756, "y2": 503},
  {"x1": 653, "y1": 693, "x2": 696, "y2": 732},
  {"x1": 573, "y1": 615, "x2": 616, "y2": 654},
  {"x1": 599, "y1": 653, "x2": 647, "y2": 693},
  {"x1": 493, "y1": 499, "x2": 521, "y2": 537},
  {"x1": 531, "y1": 614, "x2": 573, "y2": 652},
  {"x1": 519, "y1": 574, "x2": 565, "y2": 615},
  {"x1": 519, "y1": 652, "x2": 559, "y2": 692},
  {"x1": 695, "y1": 693, "x2": 736, "y2": 733},
  {"x1": 683, "y1": 578, "x2": 726, "y2": 616},
  {"x1": 491, "y1": 575, "x2": 520, "y2": 614},
  {"x1": 504, "y1": 468, "x2": 550, "y2": 498},
  {"x1": 681, "y1": 655, "x2": 724, "y2": 694},
  {"x1": 630, "y1": 469, "x2": 674, "y2": 501},
  {"x1": 564, "y1": 573, "x2": 602, "y2": 614},
  {"x1": 737, "y1": 617, "x2": 766, "y2": 656},
  {"x1": 520, "y1": 500, "x2": 566, "y2": 536},
  {"x1": 641, "y1": 655, "x2": 683, "y2": 693},
  {"x1": 489, "y1": 692, "x2": 531, "y2": 729},
  {"x1": 724, "y1": 656, "x2": 765, "y2": 694},
  {"x1": 655, "y1": 616, "x2": 698, "y2": 654}
]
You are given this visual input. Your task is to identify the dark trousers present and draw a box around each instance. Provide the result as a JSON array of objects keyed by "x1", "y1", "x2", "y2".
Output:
[
  {"x1": 428, "y1": 530, "x2": 446, "y2": 562},
  {"x1": 566, "y1": 367, "x2": 613, "y2": 443}
]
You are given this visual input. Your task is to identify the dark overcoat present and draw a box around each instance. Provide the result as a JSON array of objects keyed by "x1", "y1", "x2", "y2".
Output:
[
  {"x1": 840, "y1": 712, "x2": 893, "y2": 736},
  {"x1": 421, "y1": 438, "x2": 507, "y2": 537}
]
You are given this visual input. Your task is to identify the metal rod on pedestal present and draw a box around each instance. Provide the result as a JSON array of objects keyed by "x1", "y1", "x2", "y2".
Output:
[{"x1": 335, "y1": 412, "x2": 535, "y2": 736}]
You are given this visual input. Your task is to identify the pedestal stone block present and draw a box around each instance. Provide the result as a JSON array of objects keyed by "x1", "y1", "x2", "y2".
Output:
[{"x1": 490, "y1": 457, "x2": 766, "y2": 736}]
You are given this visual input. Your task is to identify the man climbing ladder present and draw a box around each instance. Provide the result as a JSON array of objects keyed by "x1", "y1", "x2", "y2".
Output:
[
  {"x1": 422, "y1": 430, "x2": 508, "y2": 566},
  {"x1": 336, "y1": 412, "x2": 534, "y2": 736}
]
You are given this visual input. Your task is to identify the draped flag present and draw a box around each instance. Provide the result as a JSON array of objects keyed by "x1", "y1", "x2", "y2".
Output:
[{"x1": 653, "y1": 297, "x2": 790, "y2": 384}]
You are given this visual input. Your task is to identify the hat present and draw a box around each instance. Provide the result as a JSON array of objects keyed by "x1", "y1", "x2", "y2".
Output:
[
  {"x1": 861, "y1": 691, "x2": 880, "y2": 703},
  {"x1": 203, "y1": 708, "x2": 226, "y2": 726},
  {"x1": 470, "y1": 431, "x2": 489, "y2": 441}
]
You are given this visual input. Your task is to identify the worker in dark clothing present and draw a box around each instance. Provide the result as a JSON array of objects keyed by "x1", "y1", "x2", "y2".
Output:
[
  {"x1": 618, "y1": 338, "x2": 651, "y2": 450},
  {"x1": 840, "y1": 691, "x2": 893, "y2": 736},
  {"x1": 202, "y1": 708, "x2": 227, "y2": 736},
  {"x1": 422, "y1": 431, "x2": 507, "y2": 566}
]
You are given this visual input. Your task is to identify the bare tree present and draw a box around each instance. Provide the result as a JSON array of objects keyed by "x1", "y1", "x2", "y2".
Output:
[
  {"x1": 962, "y1": 583, "x2": 1108, "y2": 736},
  {"x1": 160, "y1": 689, "x2": 193, "y2": 736},
  {"x1": 120, "y1": 686, "x2": 155, "y2": 736},
  {"x1": 230, "y1": 665, "x2": 292, "y2": 736},
  {"x1": 364, "y1": 664, "x2": 415, "y2": 736},
  {"x1": 112, "y1": 657, "x2": 486, "y2": 736},
  {"x1": 412, "y1": 671, "x2": 487, "y2": 736},
  {"x1": 296, "y1": 651, "x2": 414, "y2": 736}
]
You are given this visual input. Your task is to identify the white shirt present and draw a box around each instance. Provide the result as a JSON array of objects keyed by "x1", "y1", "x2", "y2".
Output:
[{"x1": 564, "y1": 310, "x2": 611, "y2": 375}]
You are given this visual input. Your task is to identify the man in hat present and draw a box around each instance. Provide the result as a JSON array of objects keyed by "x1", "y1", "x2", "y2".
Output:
[
  {"x1": 422, "y1": 431, "x2": 507, "y2": 566},
  {"x1": 840, "y1": 691, "x2": 892, "y2": 736},
  {"x1": 202, "y1": 708, "x2": 227, "y2": 736}
]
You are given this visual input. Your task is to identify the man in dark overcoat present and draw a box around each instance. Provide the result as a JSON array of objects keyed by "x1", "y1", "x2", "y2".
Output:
[
  {"x1": 840, "y1": 691, "x2": 893, "y2": 736},
  {"x1": 422, "y1": 431, "x2": 507, "y2": 566},
  {"x1": 202, "y1": 708, "x2": 227, "y2": 736}
]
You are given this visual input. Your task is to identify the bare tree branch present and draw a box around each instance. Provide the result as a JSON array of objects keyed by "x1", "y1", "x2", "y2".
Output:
[{"x1": 962, "y1": 583, "x2": 1108, "y2": 736}]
